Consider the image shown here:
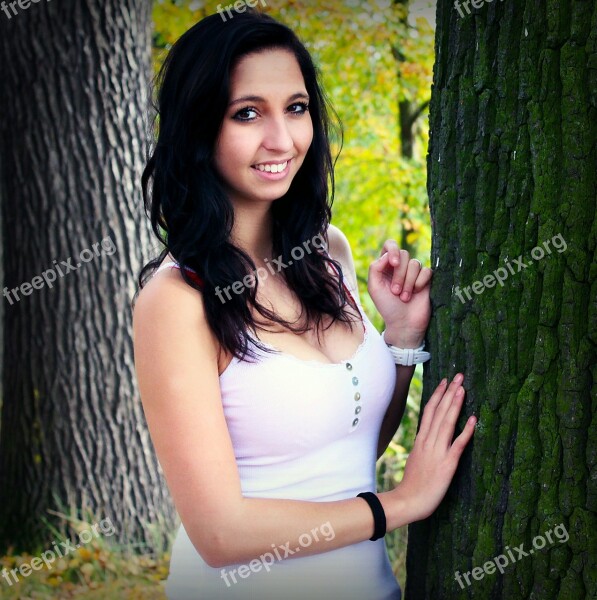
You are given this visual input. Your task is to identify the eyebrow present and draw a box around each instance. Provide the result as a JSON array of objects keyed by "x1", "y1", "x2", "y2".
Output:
[{"x1": 228, "y1": 92, "x2": 310, "y2": 108}]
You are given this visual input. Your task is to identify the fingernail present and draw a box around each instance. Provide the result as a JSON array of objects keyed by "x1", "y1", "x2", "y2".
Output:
[
  {"x1": 393, "y1": 283, "x2": 401, "y2": 293},
  {"x1": 456, "y1": 387, "x2": 464, "y2": 396},
  {"x1": 392, "y1": 255, "x2": 399, "y2": 265},
  {"x1": 455, "y1": 373, "x2": 464, "y2": 383},
  {"x1": 441, "y1": 378, "x2": 447, "y2": 385},
  {"x1": 401, "y1": 292, "x2": 410, "y2": 301}
]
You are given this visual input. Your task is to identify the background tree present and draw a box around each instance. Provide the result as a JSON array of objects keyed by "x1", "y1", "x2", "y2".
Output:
[
  {"x1": 390, "y1": 0, "x2": 434, "y2": 255},
  {"x1": 0, "y1": 0, "x2": 175, "y2": 551},
  {"x1": 391, "y1": 0, "x2": 433, "y2": 163},
  {"x1": 406, "y1": 1, "x2": 596, "y2": 598}
]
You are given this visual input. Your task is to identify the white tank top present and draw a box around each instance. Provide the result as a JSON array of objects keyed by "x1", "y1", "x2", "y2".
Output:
[{"x1": 151, "y1": 258, "x2": 401, "y2": 599}]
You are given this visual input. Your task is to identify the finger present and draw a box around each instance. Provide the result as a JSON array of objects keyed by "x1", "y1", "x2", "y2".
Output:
[
  {"x1": 412, "y1": 267, "x2": 433, "y2": 293},
  {"x1": 427, "y1": 374, "x2": 464, "y2": 443},
  {"x1": 392, "y1": 249, "x2": 410, "y2": 294},
  {"x1": 369, "y1": 251, "x2": 390, "y2": 275},
  {"x1": 448, "y1": 415, "x2": 477, "y2": 462},
  {"x1": 399, "y1": 259, "x2": 423, "y2": 302},
  {"x1": 381, "y1": 240, "x2": 401, "y2": 268},
  {"x1": 417, "y1": 378, "x2": 448, "y2": 440},
  {"x1": 368, "y1": 252, "x2": 392, "y2": 291},
  {"x1": 436, "y1": 383, "x2": 468, "y2": 449}
]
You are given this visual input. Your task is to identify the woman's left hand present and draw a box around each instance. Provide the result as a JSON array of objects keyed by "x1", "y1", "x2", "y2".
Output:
[{"x1": 368, "y1": 240, "x2": 433, "y2": 348}]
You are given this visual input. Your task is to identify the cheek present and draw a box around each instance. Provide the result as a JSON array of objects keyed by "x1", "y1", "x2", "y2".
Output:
[
  {"x1": 215, "y1": 129, "x2": 252, "y2": 170},
  {"x1": 284, "y1": 121, "x2": 313, "y2": 172},
  {"x1": 296, "y1": 121, "x2": 314, "y2": 153}
]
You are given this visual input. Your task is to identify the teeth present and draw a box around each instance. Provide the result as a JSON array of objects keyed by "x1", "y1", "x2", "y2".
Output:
[{"x1": 254, "y1": 161, "x2": 288, "y2": 173}]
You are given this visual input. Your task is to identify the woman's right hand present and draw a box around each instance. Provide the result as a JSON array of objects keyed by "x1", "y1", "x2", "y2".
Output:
[{"x1": 389, "y1": 374, "x2": 477, "y2": 524}]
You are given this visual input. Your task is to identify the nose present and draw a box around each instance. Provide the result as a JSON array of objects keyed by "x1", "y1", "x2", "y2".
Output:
[{"x1": 262, "y1": 114, "x2": 294, "y2": 153}]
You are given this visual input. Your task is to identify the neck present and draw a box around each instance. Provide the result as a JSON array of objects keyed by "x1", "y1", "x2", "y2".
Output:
[{"x1": 229, "y1": 200, "x2": 275, "y2": 265}]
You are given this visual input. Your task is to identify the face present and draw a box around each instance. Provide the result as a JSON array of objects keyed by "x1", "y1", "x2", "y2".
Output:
[{"x1": 213, "y1": 48, "x2": 314, "y2": 206}]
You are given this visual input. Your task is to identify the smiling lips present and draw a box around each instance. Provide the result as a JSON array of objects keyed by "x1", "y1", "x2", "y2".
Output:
[{"x1": 252, "y1": 159, "x2": 289, "y2": 173}]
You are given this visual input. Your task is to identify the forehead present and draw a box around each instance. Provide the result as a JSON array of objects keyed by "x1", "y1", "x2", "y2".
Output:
[{"x1": 229, "y1": 49, "x2": 306, "y2": 94}]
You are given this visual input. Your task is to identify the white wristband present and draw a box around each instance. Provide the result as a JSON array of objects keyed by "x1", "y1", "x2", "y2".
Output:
[{"x1": 381, "y1": 330, "x2": 430, "y2": 366}]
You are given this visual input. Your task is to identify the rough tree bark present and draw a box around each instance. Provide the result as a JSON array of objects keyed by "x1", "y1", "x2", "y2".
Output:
[
  {"x1": 0, "y1": 0, "x2": 175, "y2": 551},
  {"x1": 406, "y1": 1, "x2": 596, "y2": 599}
]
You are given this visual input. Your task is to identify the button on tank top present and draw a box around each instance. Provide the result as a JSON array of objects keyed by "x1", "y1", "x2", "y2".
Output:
[{"x1": 152, "y1": 255, "x2": 401, "y2": 599}]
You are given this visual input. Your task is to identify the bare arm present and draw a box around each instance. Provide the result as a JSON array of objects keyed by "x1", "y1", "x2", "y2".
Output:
[{"x1": 133, "y1": 264, "x2": 475, "y2": 569}]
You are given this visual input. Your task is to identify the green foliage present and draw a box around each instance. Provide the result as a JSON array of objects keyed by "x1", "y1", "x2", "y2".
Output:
[{"x1": 152, "y1": 0, "x2": 209, "y2": 72}]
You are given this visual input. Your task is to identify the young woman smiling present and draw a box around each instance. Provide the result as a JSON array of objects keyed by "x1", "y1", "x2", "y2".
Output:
[{"x1": 132, "y1": 9, "x2": 476, "y2": 600}]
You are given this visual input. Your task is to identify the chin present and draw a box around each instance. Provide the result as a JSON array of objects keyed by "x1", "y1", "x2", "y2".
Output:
[
  {"x1": 252, "y1": 183, "x2": 294, "y2": 201},
  {"x1": 260, "y1": 191, "x2": 290, "y2": 203}
]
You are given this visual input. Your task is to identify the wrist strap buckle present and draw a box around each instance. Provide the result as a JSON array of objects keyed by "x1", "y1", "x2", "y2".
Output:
[{"x1": 381, "y1": 330, "x2": 430, "y2": 365}]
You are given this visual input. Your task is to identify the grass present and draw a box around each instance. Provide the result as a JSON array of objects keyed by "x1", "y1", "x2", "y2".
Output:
[{"x1": 0, "y1": 506, "x2": 171, "y2": 599}]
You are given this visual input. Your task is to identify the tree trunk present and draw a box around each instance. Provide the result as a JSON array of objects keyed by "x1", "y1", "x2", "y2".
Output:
[
  {"x1": 406, "y1": 1, "x2": 596, "y2": 599},
  {"x1": 0, "y1": 0, "x2": 175, "y2": 552},
  {"x1": 399, "y1": 98, "x2": 429, "y2": 161}
]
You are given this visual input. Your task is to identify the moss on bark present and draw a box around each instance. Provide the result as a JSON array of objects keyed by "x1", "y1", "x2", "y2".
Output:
[{"x1": 405, "y1": 1, "x2": 596, "y2": 598}]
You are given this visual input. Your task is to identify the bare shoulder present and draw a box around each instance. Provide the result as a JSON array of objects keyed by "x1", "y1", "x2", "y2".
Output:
[
  {"x1": 132, "y1": 265, "x2": 244, "y2": 568},
  {"x1": 133, "y1": 264, "x2": 201, "y2": 324},
  {"x1": 132, "y1": 265, "x2": 220, "y2": 374},
  {"x1": 325, "y1": 223, "x2": 360, "y2": 302}
]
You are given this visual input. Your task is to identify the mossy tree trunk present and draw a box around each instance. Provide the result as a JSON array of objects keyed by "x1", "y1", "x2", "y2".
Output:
[
  {"x1": 0, "y1": 0, "x2": 175, "y2": 552},
  {"x1": 405, "y1": 1, "x2": 596, "y2": 599}
]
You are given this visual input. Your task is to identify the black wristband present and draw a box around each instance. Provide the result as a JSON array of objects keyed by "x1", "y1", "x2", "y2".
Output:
[{"x1": 356, "y1": 492, "x2": 386, "y2": 541}]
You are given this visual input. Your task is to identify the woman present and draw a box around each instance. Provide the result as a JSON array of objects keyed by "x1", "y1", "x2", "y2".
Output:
[{"x1": 132, "y1": 8, "x2": 476, "y2": 599}]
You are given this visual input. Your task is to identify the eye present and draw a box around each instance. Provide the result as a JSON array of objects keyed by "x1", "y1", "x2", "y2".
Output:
[
  {"x1": 232, "y1": 106, "x2": 258, "y2": 121},
  {"x1": 289, "y1": 102, "x2": 309, "y2": 115}
]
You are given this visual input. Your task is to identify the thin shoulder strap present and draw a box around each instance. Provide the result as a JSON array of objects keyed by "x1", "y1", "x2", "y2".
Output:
[
  {"x1": 153, "y1": 261, "x2": 180, "y2": 275},
  {"x1": 153, "y1": 261, "x2": 203, "y2": 286}
]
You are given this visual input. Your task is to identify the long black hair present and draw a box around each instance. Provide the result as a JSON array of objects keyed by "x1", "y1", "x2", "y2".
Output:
[{"x1": 135, "y1": 8, "x2": 360, "y2": 362}]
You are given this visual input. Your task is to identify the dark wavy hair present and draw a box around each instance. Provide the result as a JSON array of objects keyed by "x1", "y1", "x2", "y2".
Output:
[{"x1": 135, "y1": 8, "x2": 360, "y2": 362}]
